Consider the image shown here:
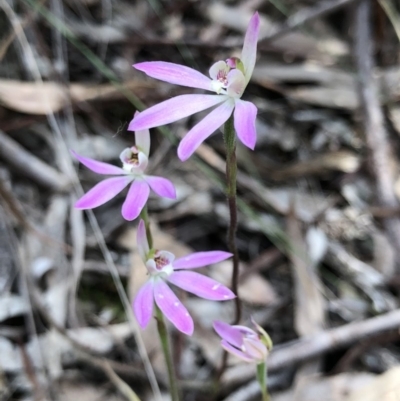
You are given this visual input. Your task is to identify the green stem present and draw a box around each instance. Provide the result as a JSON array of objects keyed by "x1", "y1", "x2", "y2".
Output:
[
  {"x1": 139, "y1": 206, "x2": 153, "y2": 249},
  {"x1": 155, "y1": 306, "x2": 180, "y2": 401},
  {"x1": 223, "y1": 114, "x2": 241, "y2": 324},
  {"x1": 256, "y1": 363, "x2": 270, "y2": 401}
]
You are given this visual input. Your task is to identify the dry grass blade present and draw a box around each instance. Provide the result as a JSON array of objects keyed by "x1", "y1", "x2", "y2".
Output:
[
  {"x1": 379, "y1": 0, "x2": 400, "y2": 42},
  {"x1": 102, "y1": 361, "x2": 143, "y2": 401},
  {"x1": 286, "y1": 214, "x2": 325, "y2": 337},
  {"x1": 0, "y1": 79, "x2": 154, "y2": 115},
  {"x1": 270, "y1": 150, "x2": 360, "y2": 181},
  {"x1": 0, "y1": 25, "x2": 23, "y2": 62},
  {"x1": 259, "y1": 0, "x2": 356, "y2": 43}
]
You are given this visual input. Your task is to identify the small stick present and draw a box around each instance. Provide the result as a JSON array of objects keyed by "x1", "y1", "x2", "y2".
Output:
[
  {"x1": 0, "y1": 129, "x2": 71, "y2": 192},
  {"x1": 0, "y1": 176, "x2": 72, "y2": 253},
  {"x1": 353, "y1": 0, "x2": 400, "y2": 264},
  {"x1": 259, "y1": 0, "x2": 358, "y2": 43}
]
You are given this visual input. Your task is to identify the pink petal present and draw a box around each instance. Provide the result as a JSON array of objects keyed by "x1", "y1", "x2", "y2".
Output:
[
  {"x1": 177, "y1": 99, "x2": 234, "y2": 161},
  {"x1": 145, "y1": 176, "x2": 176, "y2": 199},
  {"x1": 226, "y1": 69, "x2": 246, "y2": 98},
  {"x1": 173, "y1": 251, "x2": 232, "y2": 270},
  {"x1": 243, "y1": 337, "x2": 267, "y2": 361},
  {"x1": 167, "y1": 271, "x2": 235, "y2": 301},
  {"x1": 221, "y1": 340, "x2": 254, "y2": 363},
  {"x1": 153, "y1": 279, "x2": 194, "y2": 335},
  {"x1": 75, "y1": 176, "x2": 132, "y2": 209},
  {"x1": 128, "y1": 94, "x2": 225, "y2": 131},
  {"x1": 137, "y1": 220, "x2": 149, "y2": 261},
  {"x1": 71, "y1": 150, "x2": 126, "y2": 175},
  {"x1": 241, "y1": 12, "x2": 260, "y2": 84},
  {"x1": 133, "y1": 112, "x2": 151, "y2": 156},
  {"x1": 234, "y1": 99, "x2": 257, "y2": 150},
  {"x1": 135, "y1": 133, "x2": 151, "y2": 158},
  {"x1": 213, "y1": 321, "x2": 245, "y2": 348},
  {"x1": 134, "y1": 61, "x2": 213, "y2": 91},
  {"x1": 121, "y1": 180, "x2": 150, "y2": 221},
  {"x1": 133, "y1": 279, "x2": 154, "y2": 328}
]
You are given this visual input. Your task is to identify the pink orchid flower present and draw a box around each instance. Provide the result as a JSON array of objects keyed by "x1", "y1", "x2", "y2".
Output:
[
  {"x1": 213, "y1": 320, "x2": 270, "y2": 364},
  {"x1": 72, "y1": 120, "x2": 176, "y2": 221},
  {"x1": 128, "y1": 12, "x2": 260, "y2": 161},
  {"x1": 134, "y1": 220, "x2": 235, "y2": 335}
]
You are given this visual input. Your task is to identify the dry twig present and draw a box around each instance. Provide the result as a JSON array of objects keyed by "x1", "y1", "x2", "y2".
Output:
[
  {"x1": 354, "y1": 0, "x2": 400, "y2": 264},
  {"x1": 325, "y1": 241, "x2": 397, "y2": 312},
  {"x1": 0, "y1": 130, "x2": 71, "y2": 191},
  {"x1": 259, "y1": 0, "x2": 358, "y2": 44}
]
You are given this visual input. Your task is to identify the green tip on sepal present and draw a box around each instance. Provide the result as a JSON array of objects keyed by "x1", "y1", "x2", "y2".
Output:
[{"x1": 251, "y1": 318, "x2": 273, "y2": 351}]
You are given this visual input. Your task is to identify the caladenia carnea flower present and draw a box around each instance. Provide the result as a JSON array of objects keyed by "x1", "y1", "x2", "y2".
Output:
[
  {"x1": 134, "y1": 220, "x2": 236, "y2": 335},
  {"x1": 214, "y1": 320, "x2": 273, "y2": 400},
  {"x1": 72, "y1": 117, "x2": 176, "y2": 221},
  {"x1": 128, "y1": 12, "x2": 260, "y2": 161},
  {"x1": 213, "y1": 319, "x2": 272, "y2": 364}
]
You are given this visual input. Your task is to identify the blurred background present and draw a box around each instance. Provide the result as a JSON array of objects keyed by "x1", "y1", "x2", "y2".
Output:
[{"x1": 1, "y1": 0, "x2": 400, "y2": 400}]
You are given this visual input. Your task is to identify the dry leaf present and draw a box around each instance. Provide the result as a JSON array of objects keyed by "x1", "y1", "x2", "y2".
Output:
[
  {"x1": 346, "y1": 366, "x2": 400, "y2": 401},
  {"x1": 270, "y1": 151, "x2": 361, "y2": 180},
  {"x1": 253, "y1": 64, "x2": 353, "y2": 86},
  {"x1": 0, "y1": 294, "x2": 28, "y2": 322},
  {"x1": 288, "y1": 87, "x2": 358, "y2": 109},
  {"x1": 59, "y1": 378, "x2": 124, "y2": 401},
  {"x1": 388, "y1": 106, "x2": 400, "y2": 134},
  {"x1": 262, "y1": 188, "x2": 332, "y2": 223},
  {"x1": 0, "y1": 79, "x2": 152, "y2": 114},
  {"x1": 0, "y1": 337, "x2": 22, "y2": 372},
  {"x1": 211, "y1": 261, "x2": 277, "y2": 306},
  {"x1": 274, "y1": 372, "x2": 375, "y2": 401},
  {"x1": 287, "y1": 215, "x2": 325, "y2": 337}
]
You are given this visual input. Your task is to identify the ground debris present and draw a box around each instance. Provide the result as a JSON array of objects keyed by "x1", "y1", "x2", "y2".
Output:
[{"x1": 2, "y1": 0, "x2": 400, "y2": 400}]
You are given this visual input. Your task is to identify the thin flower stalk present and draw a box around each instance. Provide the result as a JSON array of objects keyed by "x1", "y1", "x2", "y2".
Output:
[
  {"x1": 155, "y1": 304, "x2": 180, "y2": 401},
  {"x1": 257, "y1": 362, "x2": 270, "y2": 401},
  {"x1": 139, "y1": 206, "x2": 153, "y2": 248},
  {"x1": 128, "y1": 12, "x2": 260, "y2": 161},
  {"x1": 224, "y1": 114, "x2": 241, "y2": 323}
]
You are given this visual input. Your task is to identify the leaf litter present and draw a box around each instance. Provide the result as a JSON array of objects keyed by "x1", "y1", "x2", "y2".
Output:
[{"x1": 1, "y1": 0, "x2": 400, "y2": 400}]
